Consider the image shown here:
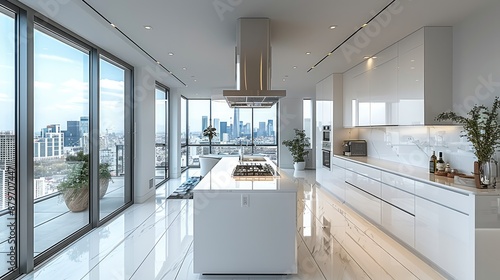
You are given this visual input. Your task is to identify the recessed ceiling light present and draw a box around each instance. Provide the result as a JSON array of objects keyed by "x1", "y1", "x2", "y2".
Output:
[
  {"x1": 306, "y1": 52, "x2": 311, "y2": 55},
  {"x1": 361, "y1": 23, "x2": 368, "y2": 28},
  {"x1": 363, "y1": 56, "x2": 370, "y2": 59},
  {"x1": 282, "y1": 79, "x2": 286, "y2": 82},
  {"x1": 182, "y1": 67, "x2": 187, "y2": 70},
  {"x1": 327, "y1": 52, "x2": 332, "y2": 56},
  {"x1": 168, "y1": 52, "x2": 174, "y2": 56},
  {"x1": 329, "y1": 25, "x2": 337, "y2": 30},
  {"x1": 144, "y1": 25, "x2": 152, "y2": 30},
  {"x1": 156, "y1": 61, "x2": 160, "y2": 64},
  {"x1": 194, "y1": 79, "x2": 197, "y2": 82},
  {"x1": 110, "y1": 23, "x2": 116, "y2": 28},
  {"x1": 372, "y1": 56, "x2": 377, "y2": 59},
  {"x1": 293, "y1": 66, "x2": 297, "y2": 69}
]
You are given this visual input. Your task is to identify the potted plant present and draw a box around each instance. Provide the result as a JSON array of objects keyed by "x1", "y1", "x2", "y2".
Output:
[
  {"x1": 60, "y1": 152, "x2": 114, "y2": 211},
  {"x1": 282, "y1": 128, "x2": 311, "y2": 171},
  {"x1": 203, "y1": 125, "x2": 217, "y2": 142},
  {"x1": 436, "y1": 96, "x2": 500, "y2": 188},
  {"x1": 58, "y1": 158, "x2": 89, "y2": 212}
]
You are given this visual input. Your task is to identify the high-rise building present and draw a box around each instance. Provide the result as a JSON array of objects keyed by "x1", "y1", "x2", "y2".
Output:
[
  {"x1": 213, "y1": 118, "x2": 220, "y2": 137},
  {"x1": 258, "y1": 122, "x2": 266, "y2": 137},
  {"x1": 232, "y1": 108, "x2": 240, "y2": 139},
  {"x1": 34, "y1": 125, "x2": 64, "y2": 159},
  {"x1": 0, "y1": 132, "x2": 15, "y2": 209},
  {"x1": 202, "y1": 116, "x2": 208, "y2": 132},
  {"x1": 64, "y1": 120, "x2": 80, "y2": 147},
  {"x1": 267, "y1": 119, "x2": 274, "y2": 137},
  {"x1": 80, "y1": 116, "x2": 89, "y2": 135},
  {"x1": 220, "y1": 122, "x2": 227, "y2": 135}
]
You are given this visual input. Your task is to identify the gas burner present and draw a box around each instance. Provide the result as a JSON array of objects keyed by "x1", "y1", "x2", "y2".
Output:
[{"x1": 232, "y1": 163, "x2": 279, "y2": 177}]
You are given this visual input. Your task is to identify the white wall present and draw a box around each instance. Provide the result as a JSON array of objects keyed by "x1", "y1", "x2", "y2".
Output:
[
  {"x1": 133, "y1": 66, "x2": 160, "y2": 203},
  {"x1": 279, "y1": 96, "x2": 304, "y2": 169}
]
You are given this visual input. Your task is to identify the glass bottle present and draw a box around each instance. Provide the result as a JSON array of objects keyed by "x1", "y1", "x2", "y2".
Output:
[
  {"x1": 436, "y1": 152, "x2": 445, "y2": 172},
  {"x1": 429, "y1": 151, "x2": 437, "y2": 173}
]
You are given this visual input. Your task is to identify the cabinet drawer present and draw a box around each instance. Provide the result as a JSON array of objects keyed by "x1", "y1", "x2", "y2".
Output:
[
  {"x1": 415, "y1": 181, "x2": 471, "y2": 214},
  {"x1": 381, "y1": 172, "x2": 415, "y2": 193},
  {"x1": 345, "y1": 170, "x2": 381, "y2": 197},
  {"x1": 415, "y1": 197, "x2": 471, "y2": 279},
  {"x1": 346, "y1": 183, "x2": 381, "y2": 224},
  {"x1": 381, "y1": 184, "x2": 414, "y2": 214},
  {"x1": 381, "y1": 202, "x2": 415, "y2": 247},
  {"x1": 345, "y1": 161, "x2": 381, "y2": 181},
  {"x1": 331, "y1": 156, "x2": 346, "y2": 168}
]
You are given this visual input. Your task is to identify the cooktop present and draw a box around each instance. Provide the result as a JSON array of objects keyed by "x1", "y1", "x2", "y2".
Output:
[{"x1": 232, "y1": 163, "x2": 279, "y2": 177}]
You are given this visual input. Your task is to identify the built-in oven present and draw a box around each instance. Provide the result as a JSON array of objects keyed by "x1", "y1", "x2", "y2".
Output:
[
  {"x1": 321, "y1": 125, "x2": 331, "y2": 170},
  {"x1": 322, "y1": 149, "x2": 331, "y2": 169}
]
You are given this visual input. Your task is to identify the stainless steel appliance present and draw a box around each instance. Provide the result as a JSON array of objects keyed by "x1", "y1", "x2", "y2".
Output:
[
  {"x1": 322, "y1": 125, "x2": 331, "y2": 169},
  {"x1": 343, "y1": 140, "x2": 367, "y2": 156},
  {"x1": 231, "y1": 163, "x2": 279, "y2": 180}
]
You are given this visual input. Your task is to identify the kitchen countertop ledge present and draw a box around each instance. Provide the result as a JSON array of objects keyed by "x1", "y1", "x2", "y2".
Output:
[
  {"x1": 194, "y1": 157, "x2": 298, "y2": 192},
  {"x1": 334, "y1": 155, "x2": 500, "y2": 196}
]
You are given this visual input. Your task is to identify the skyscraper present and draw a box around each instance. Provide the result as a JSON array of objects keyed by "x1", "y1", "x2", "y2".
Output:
[
  {"x1": 0, "y1": 133, "x2": 16, "y2": 209},
  {"x1": 220, "y1": 122, "x2": 227, "y2": 135},
  {"x1": 213, "y1": 118, "x2": 220, "y2": 136},
  {"x1": 202, "y1": 116, "x2": 208, "y2": 132},
  {"x1": 258, "y1": 122, "x2": 266, "y2": 137},
  {"x1": 64, "y1": 120, "x2": 80, "y2": 147},
  {"x1": 34, "y1": 125, "x2": 64, "y2": 159},
  {"x1": 80, "y1": 116, "x2": 89, "y2": 135},
  {"x1": 232, "y1": 108, "x2": 240, "y2": 139},
  {"x1": 267, "y1": 119, "x2": 274, "y2": 137}
]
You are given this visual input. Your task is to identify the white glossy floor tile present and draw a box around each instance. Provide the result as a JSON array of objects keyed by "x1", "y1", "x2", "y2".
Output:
[{"x1": 20, "y1": 169, "x2": 445, "y2": 280}]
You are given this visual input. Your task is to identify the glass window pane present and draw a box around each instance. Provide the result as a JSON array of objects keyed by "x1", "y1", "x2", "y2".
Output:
[
  {"x1": 252, "y1": 105, "x2": 277, "y2": 145},
  {"x1": 33, "y1": 25, "x2": 90, "y2": 255},
  {"x1": 0, "y1": 7, "x2": 16, "y2": 276},
  {"x1": 155, "y1": 86, "x2": 168, "y2": 185},
  {"x1": 181, "y1": 97, "x2": 187, "y2": 145},
  {"x1": 303, "y1": 100, "x2": 313, "y2": 148},
  {"x1": 211, "y1": 100, "x2": 234, "y2": 144},
  {"x1": 99, "y1": 56, "x2": 126, "y2": 220},
  {"x1": 188, "y1": 99, "x2": 210, "y2": 145}
]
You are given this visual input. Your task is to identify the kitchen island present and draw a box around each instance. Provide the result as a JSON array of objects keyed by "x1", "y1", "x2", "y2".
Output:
[{"x1": 193, "y1": 157, "x2": 298, "y2": 275}]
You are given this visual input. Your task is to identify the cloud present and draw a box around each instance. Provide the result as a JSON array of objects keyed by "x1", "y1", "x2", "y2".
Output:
[
  {"x1": 34, "y1": 81, "x2": 53, "y2": 90},
  {"x1": 0, "y1": 93, "x2": 14, "y2": 102},
  {"x1": 100, "y1": 90, "x2": 124, "y2": 100},
  {"x1": 37, "y1": 54, "x2": 77, "y2": 64},
  {"x1": 100, "y1": 79, "x2": 124, "y2": 91},
  {"x1": 62, "y1": 79, "x2": 89, "y2": 91}
]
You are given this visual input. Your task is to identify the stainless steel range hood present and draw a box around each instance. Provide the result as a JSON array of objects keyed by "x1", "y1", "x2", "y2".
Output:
[{"x1": 223, "y1": 18, "x2": 286, "y2": 108}]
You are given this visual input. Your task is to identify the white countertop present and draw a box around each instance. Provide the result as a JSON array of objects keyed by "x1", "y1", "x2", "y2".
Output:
[
  {"x1": 193, "y1": 157, "x2": 298, "y2": 193},
  {"x1": 334, "y1": 155, "x2": 500, "y2": 196}
]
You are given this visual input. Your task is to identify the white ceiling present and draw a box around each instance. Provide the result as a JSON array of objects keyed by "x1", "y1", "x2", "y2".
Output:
[{"x1": 19, "y1": 0, "x2": 495, "y2": 98}]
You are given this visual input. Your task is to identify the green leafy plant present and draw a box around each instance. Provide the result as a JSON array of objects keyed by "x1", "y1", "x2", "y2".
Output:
[
  {"x1": 203, "y1": 125, "x2": 217, "y2": 141},
  {"x1": 58, "y1": 151, "x2": 113, "y2": 195},
  {"x1": 282, "y1": 129, "x2": 311, "y2": 162},
  {"x1": 435, "y1": 96, "x2": 500, "y2": 163}
]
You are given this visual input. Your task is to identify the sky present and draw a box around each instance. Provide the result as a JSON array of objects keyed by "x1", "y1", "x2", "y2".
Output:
[{"x1": 0, "y1": 11, "x2": 125, "y2": 135}]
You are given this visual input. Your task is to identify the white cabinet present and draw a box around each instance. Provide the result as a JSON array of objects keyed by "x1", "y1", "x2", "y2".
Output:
[
  {"x1": 415, "y1": 197, "x2": 472, "y2": 279},
  {"x1": 381, "y1": 201, "x2": 415, "y2": 247},
  {"x1": 345, "y1": 179, "x2": 381, "y2": 224},
  {"x1": 330, "y1": 161, "x2": 346, "y2": 202},
  {"x1": 342, "y1": 26, "x2": 452, "y2": 127}
]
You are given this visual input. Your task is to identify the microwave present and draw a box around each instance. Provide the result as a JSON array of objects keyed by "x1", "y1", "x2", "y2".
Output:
[{"x1": 343, "y1": 140, "x2": 367, "y2": 156}]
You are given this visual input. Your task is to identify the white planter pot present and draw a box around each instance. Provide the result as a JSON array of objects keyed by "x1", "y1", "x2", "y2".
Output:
[{"x1": 294, "y1": 161, "x2": 306, "y2": 171}]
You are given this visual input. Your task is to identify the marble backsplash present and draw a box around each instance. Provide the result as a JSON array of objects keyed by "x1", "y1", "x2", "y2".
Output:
[{"x1": 357, "y1": 126, "x2": 500, "y2": 175}]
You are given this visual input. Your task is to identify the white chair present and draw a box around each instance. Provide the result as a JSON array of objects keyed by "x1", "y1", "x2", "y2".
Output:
[{"x1": 199, "y1": 155, "x2": 221, "y2": 177}]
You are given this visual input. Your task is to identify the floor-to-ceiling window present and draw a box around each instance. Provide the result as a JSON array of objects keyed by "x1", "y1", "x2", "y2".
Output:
[
  {"x1": 180, "y1": 97, "x2": 188, "y2": 170},
  {"x1": 99, "y1": 56, "x2": 132, "y2": 220},
  {"x1": 0, "y1": 5, "x2": 16, "y2": 277},
  {"x1": 187, "y1": 99, "x2": 210, "y2": 167},
  {"x1": 33, "y1": 24, "x2": 90, "y2": 256},
  {"x1": 184, "y1": 99, "x2": 279, "y2": 164},
  {"x1": 155, "y1": 84, "x2": 168, "y2": 185}
]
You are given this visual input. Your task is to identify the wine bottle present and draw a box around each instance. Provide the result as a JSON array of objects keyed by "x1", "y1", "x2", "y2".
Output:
[
  {"x1": 429, "y1": 151, "x2": 437, "y2": 173},
  {"x1": 436, "y1": 152, "x2": 445, "y2": 172}
]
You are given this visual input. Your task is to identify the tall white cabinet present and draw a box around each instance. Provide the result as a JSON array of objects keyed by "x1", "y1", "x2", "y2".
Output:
[{"x1": 343, "y1": 26, "x2": 452, "y2": 127}]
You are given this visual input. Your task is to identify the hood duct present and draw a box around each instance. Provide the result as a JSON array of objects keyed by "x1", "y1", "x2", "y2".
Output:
[{"x1": 223, "y1": 18, "x2": 286, "y2": 108}]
